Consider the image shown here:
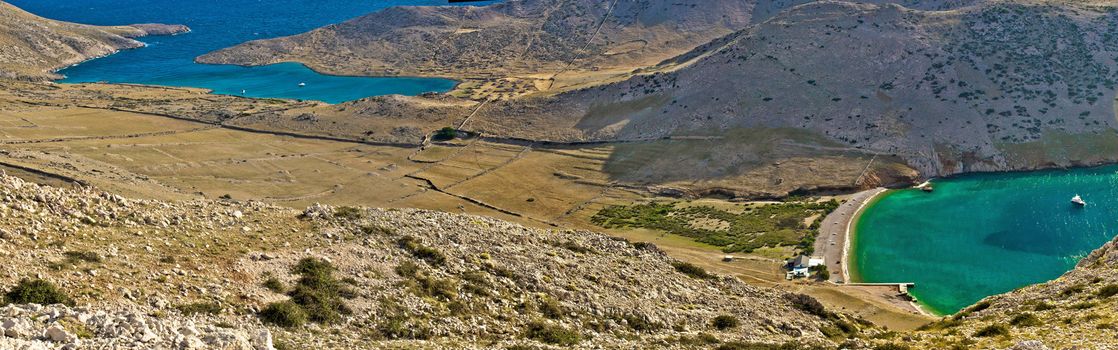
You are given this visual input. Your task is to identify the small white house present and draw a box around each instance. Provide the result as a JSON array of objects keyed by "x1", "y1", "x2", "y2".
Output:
[
  {"x1": 791, "y1": 255, "x2": 825, "y2": 269},
  {"x1": 786, "y1": 255, "x2": 825, "y2": 279}
]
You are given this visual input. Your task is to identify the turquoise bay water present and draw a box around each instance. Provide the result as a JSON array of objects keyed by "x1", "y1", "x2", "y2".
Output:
[
  {"x1": 9, "y1": 0, "x2": 494, "y2": 103},
  {"x1": 852, "y1": 166, "x2": 1118, "y2": 315}
]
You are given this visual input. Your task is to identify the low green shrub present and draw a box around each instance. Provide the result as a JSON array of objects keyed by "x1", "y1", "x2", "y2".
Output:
[
  {"x1": 263, "y1": 277, "x2": 285, "y2": 293},
  {"x1": 411, "y1": 274, "x2": 457, "y2": 301},
  {"x1": 524, "y1": 321, "x2": 581, "y2": 346},
  {"x1": 1061, "y1": 284, "x2": 1085, "y2": 296},
  {"x1": 461, "y1": 271, "x2": 493, "y2": 297},
  {"x1": 1033, "y1": 301, "x2": 1056, "y2": 311},
  {"x1": 712, "y1": 315, "x2": 740, "y2": 330},
  {"x1": 333, "y1": 206, "x2": 363, "y2": 220},
  {"x1": 538, "y1": 296, "x2": 564, "y2": 319},
  {"x1": 954, "y1": 300, "x2": 992, "y2": 320},
  {"x1": 973, "y1": 324, "x2": 1009, "y2": 337},
  {"x1": 63, "y1": 251, "x2": 102, "y2": 263},
  {"x1": 1070, "y1": 301, "x2": 1097, "y2": 310},
  {"x1": 398, "y1": 236, "x2": 447, "y2": 266},
  {"x1": 258, "y1": 258, "x2": 354, "y2": 327},
  {"x1": 4, "y1": 279, "x2": 73, "y2": 306},
  {"x1": 360, "y1": 225, "x2": 394, "y2": 235},
  {"x1": 552, "y1": 241, "x2": 593, "y2": 254},
  {"x1": 433, "y1": 127, "x2": 458, "y2": 141},
  {"x1": 260, "y1": 301, "x2": 307, "y2": 328},
  {"x1": 786, "y1": 293, "x2": 827, "y2": 317},
  {"x1": 377, "y1": 317, "x2": 432, "y2": 340},
  {"x1": 671, "y1": 261, "x2": 712, "y2": 279},
  {"x1": 1009, "y1": 313, "x2": 1042, "y2": 327},
  {"x1": 1097, "y1": 284, "x2": 1118, "y2": 298},
  {"x1": 675, "y1": 332, "x2": 720, "y2": 346}
]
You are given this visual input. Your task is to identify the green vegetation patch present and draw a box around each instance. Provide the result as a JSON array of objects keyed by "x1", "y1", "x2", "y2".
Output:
[
  {"x1": 63, "y1": 251, "x2": 103, "y2": 264},
  {"x1": 259, "y1": 258, "x2": 354, "y2": 327},
  {"x1": 260, "y1": 301, "x2": 308, "y2": 328},
  {"x1": 263, "y1": 274, "x2": 286, "y2": 293},
  {"x1": 711, "y1": 315, "x2": 740, "y2": 330},
  {"x1": 4, "y1": 278, "x2": 73, "y2": 306},
  {"x1": 524, "y1": 320, "x2": 582, "y2": 346},
  {"x1": 671, "y1": 261, "x2": 713, "y2": 279},
  {"x1": 398, "y1": 236, "x2": 448, "y2": 266},
  {"x1": 786, "y1": 293, "x2": 827, "y2": 318},
  {"x1": 1009, "y1": 312, "x2": 1042, "y2": 327},
  {"x1": 433, "y1": 127, "x2": 459, "y2": 141},
  {"x1": 592, "y1": 200, "x2": 838, "y2": 253},
  {"x1": 974, "y1": 323, "x2": 1010, "y2": 337},
  {"x1": 1096, "y1": 284, "x2": 1118, "y2": 298}
]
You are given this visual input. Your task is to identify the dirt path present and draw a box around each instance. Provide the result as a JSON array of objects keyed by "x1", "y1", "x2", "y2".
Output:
[{"x1": 815, "y1": 187, "x2": 887, "y2": 283}]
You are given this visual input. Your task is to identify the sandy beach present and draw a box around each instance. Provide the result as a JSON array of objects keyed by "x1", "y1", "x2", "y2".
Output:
[
  {"x1": 814, "y1": 187, "x2": 887, "y2": 283},
  {"x1": 815, "y1": 187, "x2": 941, "y2": 317}
]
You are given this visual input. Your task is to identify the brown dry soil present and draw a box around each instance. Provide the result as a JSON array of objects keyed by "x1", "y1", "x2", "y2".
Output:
[{"x1": 0, "y1": 81, "x2": 933, "y2": 330}]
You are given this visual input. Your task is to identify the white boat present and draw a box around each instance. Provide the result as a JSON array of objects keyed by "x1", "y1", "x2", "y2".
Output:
[
  {"x1": 1072, "y1": 194, "x2": 1086, "y2": 206},
  {"x1": 298, "y1": 82, "x2": 307, "y2": 87}
]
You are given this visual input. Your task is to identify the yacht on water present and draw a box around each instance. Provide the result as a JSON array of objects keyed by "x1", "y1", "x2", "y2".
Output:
[
  {"x1": 298, "y1": 82, "x2": 307, "y2": 87},
  {"x1": 1072, "y1": 194, "x2": 1087, "y2": 207}
]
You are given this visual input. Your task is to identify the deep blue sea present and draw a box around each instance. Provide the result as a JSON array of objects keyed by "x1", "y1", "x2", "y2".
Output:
[{"x1": 9, "y1": 0, "x2": 497, "y2": 103}]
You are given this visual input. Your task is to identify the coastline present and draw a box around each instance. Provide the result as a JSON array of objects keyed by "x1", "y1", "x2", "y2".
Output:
[
  {"x1": 839, "y1": 188, "x2": 887, "y2": 284},
  {"x1": 842, "y1": 186, "x2": 942, "y2": 318},
  {"x1": 60, "y1": 59, "x2": 462, "y2": 104},
  {"x1": 836, "y1": 186, "x2": 939, "y2": 317}
]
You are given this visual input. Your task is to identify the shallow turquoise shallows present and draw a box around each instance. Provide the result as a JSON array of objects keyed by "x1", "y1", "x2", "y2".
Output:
[
  {"x1": 852, "y1": 165, "x2": 1118, "y2": 315},
  {"x1": 9, "y1": 0, "x2": 494, "y2": 103}
]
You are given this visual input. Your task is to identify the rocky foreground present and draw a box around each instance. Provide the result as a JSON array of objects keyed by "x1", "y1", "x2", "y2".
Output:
[
  {"x1": 0, "y1": 304, "x2": 273, "y2": 349},
  {"x1": 0, "y1": 173, "x2": 866, "y2": 349}
]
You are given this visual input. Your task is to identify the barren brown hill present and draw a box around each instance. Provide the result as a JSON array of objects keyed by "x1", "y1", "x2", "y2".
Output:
[
  {"x1": 196, "y1": 0, "x2": 1118, "y2": 193},
  {"x1": 0, "y1": 1, "x2": 188, "y2": 81},
  {"x1": 451, "y1": 0, "x2": 1118, "y2": 179},
  {"x1": 195, "y1": 0, "x2": 761, "y2": 81}
]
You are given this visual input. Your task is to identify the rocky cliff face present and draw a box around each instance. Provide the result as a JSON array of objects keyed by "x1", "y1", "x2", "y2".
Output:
[{"x1": 0, "y1": 1, "x2": 188, "y2": 81}]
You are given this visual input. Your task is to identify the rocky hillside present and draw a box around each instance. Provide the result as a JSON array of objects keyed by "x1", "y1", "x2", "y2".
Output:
[
  {"x1": 0, "y1": 173, "x2": 863, "y2": 349},
  {"x1": 0, "y1": 1, "x2": 188, "y2": 81},
  {"x1": 889, "y1": 234, "x2": 1118, "y2": 349},
  {"x1": 194, "y1": 0, "x2": 1118, "y2": 182},
  {"x1": 196, "y1": 0, "x2": 761, "y2": 79},
  {"x1": 450, "y1": 0, "x2": 1118, "y2": 178}
]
